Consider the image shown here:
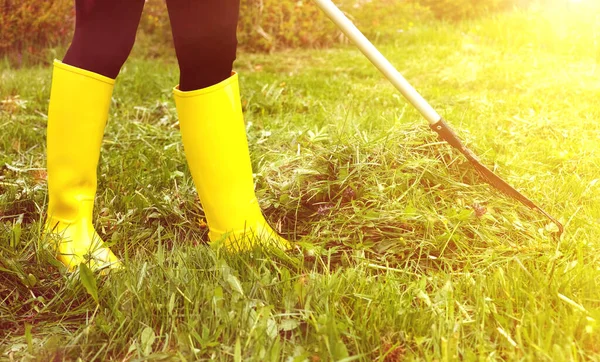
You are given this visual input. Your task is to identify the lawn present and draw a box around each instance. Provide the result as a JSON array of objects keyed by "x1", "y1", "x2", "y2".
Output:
[{"x1": 1, "y1": 4, "x2": 600, "y2": 361}]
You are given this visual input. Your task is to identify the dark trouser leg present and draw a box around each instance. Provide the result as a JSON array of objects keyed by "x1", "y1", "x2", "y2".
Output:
[
  {"x1": 63, "y1": 0, "x2": 146, "y2": 79},
  {"x1": 165, "y1": 0, "x2": 240, "y2": 91}
]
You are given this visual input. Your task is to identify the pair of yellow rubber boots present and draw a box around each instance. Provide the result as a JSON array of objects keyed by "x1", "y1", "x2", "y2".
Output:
[{"x1": 45, "y1": 60, "x2": 289, "y2": 271}]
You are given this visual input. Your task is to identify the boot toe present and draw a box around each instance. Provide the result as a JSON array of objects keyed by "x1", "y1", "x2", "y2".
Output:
[
  {"x1": 45, "y1": 219, "x2": 121, "y2": 272},
  {"x1": 209, "y1": 220, "x2": 291, "y2": 252}
]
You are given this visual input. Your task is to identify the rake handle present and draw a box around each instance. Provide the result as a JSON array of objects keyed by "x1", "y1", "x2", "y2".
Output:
[{"x1": 312, "y1": 0, "x2": 441, "y2": 125}]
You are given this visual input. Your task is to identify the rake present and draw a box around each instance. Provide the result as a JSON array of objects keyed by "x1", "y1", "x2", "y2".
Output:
[{"x1": 313, "y1": 0, "x2": 563, "y2": 236}]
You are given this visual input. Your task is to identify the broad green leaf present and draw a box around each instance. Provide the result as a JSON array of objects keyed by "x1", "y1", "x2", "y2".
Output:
[
  {"x1": 279, "y1": 318, "x2": 300, "y2": 332},
  {"x1": 333, "y1": 339, "x2": 350, "y2": 360},
  {"x1": 226, "y1": 274, "x2": 244, "y2": 296},
  {"x1": 140, "y1": 326, "x2": 156, "y2": 356},
  {"x1": 168, "y1": 293, "x2": 176, "y2": 315},
  {"x1": 25, "y1": 323, "x2": 32, "y2": 353},
  {"x1": 234, "y1": 337, "x2": 242, "y2": 362},
  {"x1": 10, "y1": 220, "x2": 21, "y2": 248},
  {"x1": 266, "y1": 318, "x2": 278, "y2": 340},
  {"x1": 79, "y1": 263, "x2": 98, "y2": 304}
]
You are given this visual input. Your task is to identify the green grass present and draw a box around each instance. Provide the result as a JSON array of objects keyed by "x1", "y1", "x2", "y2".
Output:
[{"x1": 2, "y1": 5, "x2": 600, "y2": 361}]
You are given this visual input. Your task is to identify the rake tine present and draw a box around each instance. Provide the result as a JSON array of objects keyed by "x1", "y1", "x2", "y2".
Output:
[{"x1": 431, "y1": 119, "x2": 563, "y2": 235}]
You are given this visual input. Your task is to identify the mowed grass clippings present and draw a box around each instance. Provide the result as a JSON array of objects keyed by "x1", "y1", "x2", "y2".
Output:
[{"x1": 1, "y1": 5, "x2": 600, "y2": 361}]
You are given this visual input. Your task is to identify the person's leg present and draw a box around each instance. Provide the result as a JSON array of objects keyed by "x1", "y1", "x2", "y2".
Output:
[
  {"x1": 45, "y1": 0, "x2": 144, "y2": 271},
  {"x1": 167, "y1": 0, "x2": 290, "y2": 251},
  {"x1": 63, "y1": 0, "x2": 146, "y2": 78},
  {"x1": 165, "y1": 0, "x2": 239, "y2": 91}
]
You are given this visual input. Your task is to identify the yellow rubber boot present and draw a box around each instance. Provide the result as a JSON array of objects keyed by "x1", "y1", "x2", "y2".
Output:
[
  {"x1": 44, "y1": 60, "x2": 120, "y2": 271},
  {"x1": 173, "y1": 73, "x2": 290, "y2": 251}
]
